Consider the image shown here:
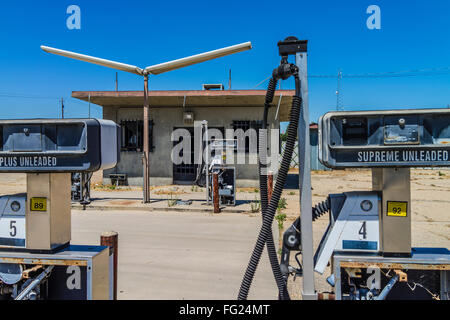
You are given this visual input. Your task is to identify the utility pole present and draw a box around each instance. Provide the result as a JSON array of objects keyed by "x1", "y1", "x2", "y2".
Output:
[
  {"x1": 61, "y1": 98, "x2": 64, "y2": 119},
  {"x1": 336, "y1": 70, "x2": 342, "y2": 111},
  {"x1": 115, "y1": 72, "x2": 118, "y2": 91},
  {"x1": 229, "y1": 69, "x2": 231, "y2": 90}
]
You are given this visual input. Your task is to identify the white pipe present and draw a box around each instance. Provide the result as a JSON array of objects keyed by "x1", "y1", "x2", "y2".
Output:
[
  {"x1": 145, "y1": 42, "x2": 252, "y2": 75},
  {"x1": 41, "y1": 46, "x2": 144, "y2": 75}
]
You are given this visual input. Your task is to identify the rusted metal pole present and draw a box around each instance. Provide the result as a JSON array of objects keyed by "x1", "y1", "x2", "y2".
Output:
[
  {"x1": 317, "y1": 292, "x2": 335, "y2": 300},
  {"x1": 143, "y1": 74, "x2": 150, "y2": 203},
  {"x1": 267, "y1": 171, "x2": 273, "y2": 203},
  {"x1": 101, "y1": 231, "x2": 118, "y2": 300},
  {"x1": 212, "y1": 173, "x2": 220, "y2": 213}
]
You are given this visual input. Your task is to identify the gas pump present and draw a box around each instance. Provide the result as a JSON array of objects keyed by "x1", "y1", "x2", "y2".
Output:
[
  {"x1": 194, "y1": 121, "x2": 237, "y2": 206},
  {"x1": 279, "y1": 109, "x2": 450, "y2": 300},
  {"x1": 71, "y1": 172, "x2": 92, "y2": 205},
  {"x1": 313, "y1": 109, "x2": 450, "y2": 299},
  {"x1": 0, "y1": 118, "x2": 119, "y2": 300},
  {"x1": 241, "y1": 36, "x2": 449, "y2": 300}
]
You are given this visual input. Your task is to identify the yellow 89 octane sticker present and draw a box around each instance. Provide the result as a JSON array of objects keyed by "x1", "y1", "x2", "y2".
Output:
[
  {"x1": 30, "y1": 197, "x2": 47, "y2": 212},
  {"x1": 387, "y1": 201, "x2": 407, "y2": 217}
]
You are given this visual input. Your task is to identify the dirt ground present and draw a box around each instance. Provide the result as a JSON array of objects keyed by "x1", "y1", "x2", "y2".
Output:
[{"x1": 0, "y1": 169, "x2": 448, "y2": 299}]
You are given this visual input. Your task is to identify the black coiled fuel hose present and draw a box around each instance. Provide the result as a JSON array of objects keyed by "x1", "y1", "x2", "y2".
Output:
[
  {"x1": 312, "y1": 198, "x2": 330, "y2": 221},
  {"x1": 238, "y1": 75, "x2": 302, "y2": 300},
  {"x1": 258, "y1": 77, "x2": 290, "y2": 300}
]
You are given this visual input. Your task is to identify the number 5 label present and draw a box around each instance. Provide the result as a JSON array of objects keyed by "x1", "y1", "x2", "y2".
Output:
[{"x1": 0, "y1": 217, "x2": 26, "y2": 247}]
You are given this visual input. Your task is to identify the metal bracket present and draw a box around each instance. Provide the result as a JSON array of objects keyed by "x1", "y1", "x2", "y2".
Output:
[
  {"x1": 278, "y1": 37, "x2": 308, "y2": 57},
  {"x1": 394, "y1": 269, "x2": 408, "y2": 282}
]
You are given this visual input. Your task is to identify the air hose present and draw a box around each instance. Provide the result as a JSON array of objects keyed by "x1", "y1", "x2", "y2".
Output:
[
  {"x1": 238, "y1": 71, "x2": 301, "y2": 300},
  {"x1": 258, "y1": 77, "x2": 290, "y2": 300}
]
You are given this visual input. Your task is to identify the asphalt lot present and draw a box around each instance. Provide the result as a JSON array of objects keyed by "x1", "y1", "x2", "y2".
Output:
[{"x1": 71, "y1": 209, "x2": 280, "y2": 300}]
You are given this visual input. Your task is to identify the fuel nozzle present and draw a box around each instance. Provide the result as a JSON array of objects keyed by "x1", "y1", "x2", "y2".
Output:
[
  {"x1": 273, "y1": 36, "x2": 306, "y2": 81},
  {"x1": 280, "y1": 217, "x2": 303, "y2": 279},
  {"x1": 272, "y1": 62, "x2": 298, "y2": 81}
]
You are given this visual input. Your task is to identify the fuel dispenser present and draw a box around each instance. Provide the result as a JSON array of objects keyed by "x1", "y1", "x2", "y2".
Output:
[
  {"x1": 277, "y1": 109, "x2": 450, "y2": 300},
  {"x1": 195, "y1": 120, "x2": 237, "y2": 206},
  {"x1": 71, "y1": 172, "x2": 92, "y2": 205},
  {"x1": 240, "y1": 36, "x2": 449, "y2": 300},
  {"x1": 0, "y1": 118, "x2": 119, "y2": 300},
  {"x1": 313, "y1": 109, "x2": 450, "y2": 299}
]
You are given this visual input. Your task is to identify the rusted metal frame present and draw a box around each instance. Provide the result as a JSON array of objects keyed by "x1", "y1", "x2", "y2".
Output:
[
  {"x1": 213, "y1": 173, "x2": 220, "y2": 213},
  {"x1": 317, "y1": 292, "x2": 335, "y2": 300},
  {"x1": 267, "y1": 171, "x2": 273, "y2": 203},
  {"x1": 101, "y1": 231, "x2": 118, "y2": 300},
  {"x1": 22, "y1": 265, "x2": 43, "y2": 279},
  {"x1": 340, "y1": 260, "x2": 450, "y2": 271},
  {"x1": 0, "y1": 257, "x2": 87, "y2": 266},
  {"x1": 394, "y1": 269, "x2": 408, "y2": 282}
]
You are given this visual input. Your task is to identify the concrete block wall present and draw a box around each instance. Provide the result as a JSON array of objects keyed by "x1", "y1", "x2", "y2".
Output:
[{"x1": 102, "y1": 105, "x2": 280, "y2": 187}]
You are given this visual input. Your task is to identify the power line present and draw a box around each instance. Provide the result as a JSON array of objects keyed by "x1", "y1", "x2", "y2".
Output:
[
  {"x1": 252, "y1": 66, "x2": 450, "y2": 84},
  {"x1": 251, "y1": 76, "x2": 272, "y2": 89},
  {"x1": 67, "y1": 96, "x2": 99, "y2": 106},
  {"x1": 0, "y1": 93, "x2": 61, "y2": 100},
  {"x1": 0, "y1": 93, "x2": 101, "y2": 110},
  {"x1": 336, "y1": 70, "x2": 343, "y2": 111},
  {"x1": 311, "y1": 66, "x2": 450, "y2": 79},
  {"x1": 343, "y1": 66, "x2": 450, "y2": 78},
  {"x1": 0, "y1": 93, "x2": 101, "y2": 119}
]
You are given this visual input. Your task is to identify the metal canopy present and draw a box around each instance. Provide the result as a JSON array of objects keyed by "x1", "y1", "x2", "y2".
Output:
[
  {"x1": 41, "y1": 42, "x2": 252, "y2": 76},
  {"x1": 42, "y1": 41, "x2": 252, "y2": 203}
]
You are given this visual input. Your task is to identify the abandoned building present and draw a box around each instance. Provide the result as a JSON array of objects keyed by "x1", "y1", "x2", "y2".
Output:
[{"x1": 72, "y1": 87, "x2": 297, "y2": 187}]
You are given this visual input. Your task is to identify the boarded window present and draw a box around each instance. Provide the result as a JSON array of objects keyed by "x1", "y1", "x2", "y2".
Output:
[
  {"x1": 120, "y1": 120, "x2": 154, "y2": 152},
  {"x1": 232, "y1": 120, "x2": 263, "y2": 153}
]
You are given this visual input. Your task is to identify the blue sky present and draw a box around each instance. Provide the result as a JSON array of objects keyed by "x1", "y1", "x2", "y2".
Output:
[{"x1": 0, "y1": 0, "x2": 449, "y2": 127}]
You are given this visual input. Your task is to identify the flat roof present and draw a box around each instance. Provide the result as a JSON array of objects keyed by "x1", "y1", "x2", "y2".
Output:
[{"x1": 72, "y1": 90, "x2": 295, "y2": 121}]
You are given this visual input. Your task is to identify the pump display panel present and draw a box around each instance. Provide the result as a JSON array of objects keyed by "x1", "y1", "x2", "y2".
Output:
[
  {"x1": 318, "y1": 109, "x2": 450, "y2": 168},
  {"x1": 0, "y1": 119, "x2": 119, "y2": 172}
]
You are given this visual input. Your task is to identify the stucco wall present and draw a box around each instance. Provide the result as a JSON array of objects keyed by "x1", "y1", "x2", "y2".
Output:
[{"x1": 103, "y1": 105, "x2": 280, "y2": 187}]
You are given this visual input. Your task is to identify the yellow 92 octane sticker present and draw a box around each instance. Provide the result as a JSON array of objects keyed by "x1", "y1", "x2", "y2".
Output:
[
  {"x1": 387, "y1": 201, "x2": 407, "y2": 217},
  {"x1": 30, "y1": 197, "x2": 47, "y2": 211}
]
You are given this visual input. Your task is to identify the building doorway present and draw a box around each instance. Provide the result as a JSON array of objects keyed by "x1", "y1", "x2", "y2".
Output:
[{"x1": 172, "y1": 126, "x2": 224, "y2": 185}]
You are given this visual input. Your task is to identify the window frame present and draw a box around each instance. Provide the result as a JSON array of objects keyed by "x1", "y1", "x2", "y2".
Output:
[{"x1": 120, "y1": 119, "x2": 154, "y2": 152}]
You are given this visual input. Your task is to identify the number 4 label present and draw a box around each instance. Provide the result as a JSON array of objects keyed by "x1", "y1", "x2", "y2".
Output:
[{"x1": 358, "y1": 221, "x2": 367, "y2": 239}]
